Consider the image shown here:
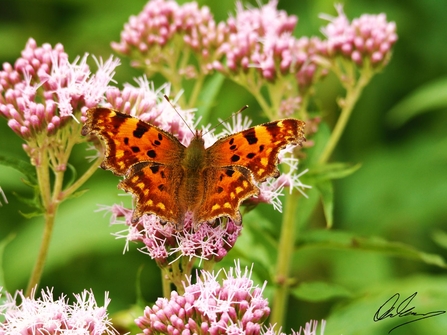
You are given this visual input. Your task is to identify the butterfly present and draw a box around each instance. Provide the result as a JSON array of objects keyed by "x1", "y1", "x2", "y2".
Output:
[{"x1": 81, "y1": 107, "x2": 305, "y2": 230}]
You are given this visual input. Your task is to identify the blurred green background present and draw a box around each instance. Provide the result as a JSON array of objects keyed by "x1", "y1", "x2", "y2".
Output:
[{"x1": 1, "y1": 0, "x2": 447, "y2": 334}]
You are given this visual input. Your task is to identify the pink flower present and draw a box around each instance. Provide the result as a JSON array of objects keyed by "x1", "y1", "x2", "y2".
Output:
[
  {"x1": 111, "y1": 0, "x2": 225, "y2": 75},
  {"x1": 108, "y1": 204, "x2": 242, "y2": 266},
  {"x1": 0, "y1": 287, "x2": 118, "y2": 335},
  {"x1": 135, "y1": 262, "x2": 271, "y2": 334},
  {"x1": 215, "y1": 0, "x2": 298, "y2": 81},
  {"x1": 0, "y1": 38, "x2": 119, "y2": 139},
  {"x1": 321, "y1": 4, "x2": 397, "y2": 67},
  {"x1": 262, "y1": 319, "x2": 326, "y2": 335}
]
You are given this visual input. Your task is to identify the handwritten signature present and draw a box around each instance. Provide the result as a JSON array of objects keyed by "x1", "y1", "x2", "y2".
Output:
[{"x1": 373, "y1": 292, "x2": 445, "y2": 333}]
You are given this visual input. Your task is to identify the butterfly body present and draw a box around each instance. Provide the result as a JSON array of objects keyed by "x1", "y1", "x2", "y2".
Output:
[{"x1": 82, "y1": 107, "x2": 305, "y2": 230}]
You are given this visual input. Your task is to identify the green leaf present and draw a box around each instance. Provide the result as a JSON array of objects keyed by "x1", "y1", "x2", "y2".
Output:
[
  {"x1": 195, "y1": 72, "x2": 225, "y2": 124},
  {"x1": 306, "y1": 162, "x2": 362, "y2": 183},
  {"x1": 303, "y1": 162, "x2": 360, "y2": 228},
  {"x1": 0, "y1": 155, "x2": 37, "y2": 183},
  {"x1": 65, "y1": 163, "x2": 78, "y2": 189},
  {"x1": 66, "y1": 188, "x2": 89, "y2": 200},
  {"x1": 303, "y1": 121, "x2": 331, "y2": 168},
  {"x1": 315, "y1": 179, "x2": 334, "y2": 228},
  {"x1": 230, "y1": 210, "x2": 279, "y2": 275},
  {"x1": 0, "y1": 233, "x2": 16, "y2": 289},
  {"x1": 432, "y1": 229, "x2": 447, "y2": 250},
  {"x1": 387, "y1": 76, "x2": 447, "y2": 127},
  {"x1": 298, "y1": 230, "x2": 447, "y2": 268},
  {"x1": 291, "y1": 281, "x2": 353, "y2": 302},
  {"x1": 19, "y1": 210, "x2": 44, "y2": 219}
]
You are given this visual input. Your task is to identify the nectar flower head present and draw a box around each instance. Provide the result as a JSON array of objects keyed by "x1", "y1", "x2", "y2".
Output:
[
  {"x1": 109, "y1": 204, "x2": 242, "y2": 266},
  {"x1": 0, "y1": 287, "x2": 118, "y2": 335},
  {"x1": 215, "y1": 0, "x2": 298, "y2": 82},
  {"x1": 261, "y1": 319, "x2": 326, "y2": 335},
  {"x1": 0, "y1": 38, "x2": 119, "y2": 139},
  {"x1": 321, "y1": 4, "x2": 397, "y2": 67},
  {"x1": 135, "y1": 262, "x2": 271, "y2": 335},
  {"x1": 112, "y1": 0, "x2": 225, "y2": 76}
]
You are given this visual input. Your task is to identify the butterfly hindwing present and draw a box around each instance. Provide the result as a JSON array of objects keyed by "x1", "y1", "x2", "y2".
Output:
[
  {"x1": 194, "y1": 166, "x2": 259, "y2": 225},
  {"x1": 118, "y1": 162, "x2": 183, "y2": 224}
]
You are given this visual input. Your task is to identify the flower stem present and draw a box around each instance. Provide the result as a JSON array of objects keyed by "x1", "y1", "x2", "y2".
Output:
[
  {"x1": 270, "y1": 190, "x2": 300, "y2": 326},
  {"x1": 25, "y1": 204, "x2": 58, "y2": 296},
  {"x1": 161, "y1": 268, "x2": 172, "y2": 298},
  {"x1": 188, "y1": 74, "x2": 204, "y2": 109},
  {"x1": 26, "y1": 148, "x2": 56, "y2": 296},
  {"x1": 318, "y1": 67, "x2": 373, "y2": 164},
  {"x1": 60, "y1": 156, "x2": 103, "y2": 200}
]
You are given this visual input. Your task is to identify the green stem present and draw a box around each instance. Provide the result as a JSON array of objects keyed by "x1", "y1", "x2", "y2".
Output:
[
  {"x1": 161, "y1": 268, "x2": 172, "y2": 298},
  {"x1": 188, "y1": 74, "x2": 204, "y2": 110},
  {"x1": 25, "y1": 204, "x2": 58, "y2": 296},
  {"x1": 318, "y1": 67, "x2": 373, "y2": 164},
  {"x1": 270, "y1": 190, "x2": 300, "y2": 326},
  {"x1": 60, "y1": 156, "x2": 103, "y2": 200},
  {"x1": 248, "y1": 86, "x2": 274, "y2": 120},
  {"x1": 26, "y1": 148, "x2": 56, "y2": 296}
]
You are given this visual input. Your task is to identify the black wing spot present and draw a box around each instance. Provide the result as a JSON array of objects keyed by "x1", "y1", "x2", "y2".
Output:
[
  {"x1": 158, "y1": 184, "x2": 165, "y2": 191},
  {"x1": 158, "y1": 133, "x2": 163, "y2": 141},
  {"x1": 154, "y1": 140, "x2": 161, "y2": 146},
  {"x1": 230, "y1": 144, "x2": 237, "y2": 151},
  {"x1": 160, "y1": 170, "x2": 166, "y2": 178},
  {"x1": 246, "y1": 152, "x2": 255, "y2": 159},
  {"x1": 259, "y1": 144, "x2": 265, "y2": 152},
  {"x1": 124, "y1": 137, "x2": 129, "y2": 145},
  {"x1": 229, "y1": 138, "x2": 234, "y2": 145},
  {"x1": 217, "y1": 186, "x2": 224, "y2": 193},
  {"x1": 243, "y1": 129, "x2": 258, "y2": 144},
  {"x1": 225, "y1": 169, "x2": 235, "y2": 177},
  {"x1": 131, "y1": 146, "x2": 140, "y2": 153},
  {"x1": 147, "y1": 150, "x2": 156, "y2": 158},
  {"x1": 133, "y1": 122, "x2": 149, "y2": 138},
  {"x1": 150, "y1": 165, "x2": 159, "y2": 174},
  {"x1": 231, "y1": 155, "x2": 240, "y2": 162}
]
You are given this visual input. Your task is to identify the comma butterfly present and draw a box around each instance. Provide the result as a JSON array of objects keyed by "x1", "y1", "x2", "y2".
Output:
[{"x1": 82, "y1": 107, "x2": 305, "y2": 230}]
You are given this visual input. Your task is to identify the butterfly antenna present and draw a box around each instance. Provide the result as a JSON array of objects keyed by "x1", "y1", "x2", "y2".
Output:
[
  {"x1": 202, "y1": 105, "x2": 249, "y2": 136},
  {"x1": 163, "y1": 95, "x2": 195, "y2": 135}
]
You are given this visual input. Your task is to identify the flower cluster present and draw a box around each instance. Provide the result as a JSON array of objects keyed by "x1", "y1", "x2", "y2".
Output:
[
  {"x1": 0, "y1": 38, "x2": 119, "y2": 140},
  {"x1": 135, "y1": 263, "x2": 270, "y2": 334},
  {"x1": 321, "y1": 4, "x2": 397, "y2": 67},
  {"x1": 111, "y1": 204, "x2": 242, "y2": 266},
  {"x1": 111, "y1": 0, "x2": 225, "y2": 76},
  {"x1": 214, "y1": 0, "x2": 299, "y2": 80},
  {"x1": 0, "y1": 288, "x2": 118, "y2": 335}
]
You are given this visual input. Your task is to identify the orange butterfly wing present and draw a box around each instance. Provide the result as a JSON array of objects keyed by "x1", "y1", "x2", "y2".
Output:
[
  {"x1": 82, "y1": 107, "x2": 184, "y2": 175},
  {"x1": 193, "y1": 119, "x2": 305, "y2": 225},
  {"x1": 206, "y1": 119, "x2": 305, "y2": 181},
  {"x1": 82, "y1": 107, "x2": 186, "y2": 224},
  {"x1": 193, "y1": 167, "x2": 259, "y2": 225}
]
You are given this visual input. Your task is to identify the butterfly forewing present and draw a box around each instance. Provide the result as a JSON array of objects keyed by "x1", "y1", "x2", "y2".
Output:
[
  {"x1": 206, "y1": 119, "x2": 305, "y2": 182},
  {"x1": 82, "y1": 108, "x2": 185, "y2": 176}
]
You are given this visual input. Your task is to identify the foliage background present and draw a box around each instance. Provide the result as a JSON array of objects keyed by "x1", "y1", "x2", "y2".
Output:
[{"x1": 1, "y1": 0, "x2": 446, "y2": 334}]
